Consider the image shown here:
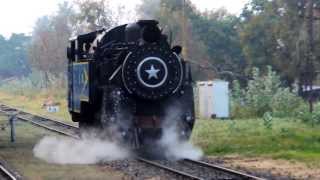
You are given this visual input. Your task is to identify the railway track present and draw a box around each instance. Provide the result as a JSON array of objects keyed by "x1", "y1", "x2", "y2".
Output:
[
  {"x1": 0, "y1": 163, "x2": 20, "y2": 180},
  {"x1": 184, "y1": 159, "x2": 265, "y2": 180},
  {"x1": 0, "y1": 104, "x2": 79, "y2": 138},
  {"x1": 0, "y1": 103, "x2": 265, "y2": 179},
  {"x1": 137, "y1": 157, "x2": 265, "y2": 180}
]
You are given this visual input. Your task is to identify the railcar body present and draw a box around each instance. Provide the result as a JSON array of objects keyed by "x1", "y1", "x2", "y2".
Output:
[{"x1": 67, "y1": 20, "x2": 195, "y2": 149}]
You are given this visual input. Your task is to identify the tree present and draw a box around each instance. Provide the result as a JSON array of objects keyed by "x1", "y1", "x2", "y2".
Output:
[
  {"x1": 138, "y1": 0, "x2": 217, "y2": 80},
  {"x1": 28, "y1": 2, "x2": 74, "y2": 87},
  {"x1": 72, "y1": 0, "x2": 125, "y2": 34},
  {"x1": 0, "y1": 34, "x2": 31, "y2": 79},
  {"x1": 239, "y1": 0, "x2": 309, "y2": 85},
  {"x1": 190, "y1": 9, "x2": 245, "y2": 79},
  {"x1": 138, "y1": 0, "x2": 249, "y2": 81},
  {"x1": 28, "y1": 0, "x2": 127, "y2": 88}
]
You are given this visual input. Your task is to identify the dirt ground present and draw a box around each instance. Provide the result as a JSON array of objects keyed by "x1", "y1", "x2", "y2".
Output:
[
  {"x1": 217, "y1": 156, "x2": 320, "y2": 180},
  {"x1": 0, "y1": 116, "x2": 127, "y2": 180}
]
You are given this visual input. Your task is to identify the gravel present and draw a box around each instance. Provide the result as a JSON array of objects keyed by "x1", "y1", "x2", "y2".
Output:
[
  {"x1": 102, "y1": 157, "x2": 281, "y2": 180},
  {"x1": 158, "y1": 160, "x2": 239, "y2": 179},
  {"x1": 103, "y1": 159, "x2": 180, "y2": 180},
  {"x1": 205, "y1": 157, "x2": 293, "y2": 180}
]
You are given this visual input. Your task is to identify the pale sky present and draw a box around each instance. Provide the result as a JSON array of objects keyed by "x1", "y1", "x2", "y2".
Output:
[{"x1": 0, "y1": 0, "x2": 248, "y2": 38}]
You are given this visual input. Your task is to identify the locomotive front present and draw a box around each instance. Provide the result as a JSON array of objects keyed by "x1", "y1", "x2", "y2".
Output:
[{"x1": 67, "y1": 20, "x2": 195, "y2": 149}]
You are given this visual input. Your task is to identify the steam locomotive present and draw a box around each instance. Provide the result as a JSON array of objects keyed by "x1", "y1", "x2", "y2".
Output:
[{"x1": 67, "y1": 20, "x2": 195, "y2": 149}]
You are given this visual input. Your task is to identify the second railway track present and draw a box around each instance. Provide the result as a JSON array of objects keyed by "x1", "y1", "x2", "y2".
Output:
[
  {"x1": 0, "y1": 160, "x2": 22, "y2": 180},
  {"x1": 0, "y1": 165, "x2": 16, "y2": 180},
  {"x1": 0, "y1": 104, "x2": 79, "y2": 138}
]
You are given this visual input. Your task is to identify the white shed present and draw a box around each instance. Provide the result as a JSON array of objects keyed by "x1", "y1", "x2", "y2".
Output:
[{"x1": 197, "y1": 80, "x2": 229, "y2": 119}]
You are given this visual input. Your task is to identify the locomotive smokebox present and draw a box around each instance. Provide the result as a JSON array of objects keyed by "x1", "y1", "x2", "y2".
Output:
[{"x1": 122, "y1": 45, "x2": 183, "y2": 100}]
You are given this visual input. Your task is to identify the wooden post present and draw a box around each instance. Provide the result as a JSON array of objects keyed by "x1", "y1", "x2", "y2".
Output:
[
  {"x1": 9, "y1": 114, "x2": 16, "y2": 143},
  {"x1": 306, "y1": 0, "x2": 315, "y2": 112}
]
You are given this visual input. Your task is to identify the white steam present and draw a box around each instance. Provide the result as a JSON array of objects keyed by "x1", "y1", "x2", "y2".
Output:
[
  {"x1": 159, "y1": 106, "x2": 203, "y2": 161},
  {"x1": 159, "y1": 126, "x2": 203, "y2": 160},
  {"x1": 33, "y1": 136, "x2": 130, "y2": 165},
  {"x1": 137, "y1": 0, "x2": 161, "y2": 19}
]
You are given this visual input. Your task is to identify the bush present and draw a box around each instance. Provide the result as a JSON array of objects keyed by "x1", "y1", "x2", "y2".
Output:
[
  {"x1": 271, "y1": 88, "x2": 303, "y2": 118},
  {"x1": 0, "y1": 70, "x2": 66, "y2": 98},
  {"x1": 231, "y1": 66, "x2": 303, "y2": 118},
  {"x1": 296, "y1": 103, "x2": 320, "y2": 126},
  {"x1": 230, "y1": 80, "x2": 253, "y2": 118},
  {"x1": 245, "y1": 67, "x2": 276, "y2": 116},
  {"x1": 262, "y1": 111, "x2": 273, "y2": 129}
]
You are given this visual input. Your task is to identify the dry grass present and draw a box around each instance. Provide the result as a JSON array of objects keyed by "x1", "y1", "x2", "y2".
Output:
[
  {"x1": 0, "y1": 91, "x2": 73, "y2": 124},
  {"x1": 0, "y1": 115, "x2": 126, "y2": 180},
  {"x1": 220, "y1": 156, "x2": 320, "y2": 179}
]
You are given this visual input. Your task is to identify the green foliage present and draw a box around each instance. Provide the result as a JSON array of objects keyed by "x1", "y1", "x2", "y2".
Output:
[
  {"x1": 28, "y1": 3, "x2": 73, "y2": 76},
  {"x1": 296, "y1": 103, "x2": 320, "y2": 126},
  {"x1": 1, "y1": 0, "x2": 317, "y2": 87},
  {"x1": 192, "y1": 118, "x2": 320, "y2": 165},
  {"x1": 231, "y1": 66, "x2": 303, "y2": 118},
  {"x1": 262, "y1": 112, "x2": 273, "y2": 129},
  {"x1": 230, "y1": 80, "x2": 252, "y2": 118},
  {"x1": 271, "y1": 87, "x2": 303, "y2": 118},
  {"x1": 0, "y1": 34, "x2": 31, "y2": 78},
  {"x1": 0, "y1": 71, "x2": 66, "y2": 98},
  {"x1": 240, "y1": 0, "x2": 306, "y2": 84},
  {"x1": 191, "y1": 9, "x2": 245, "y2": 74},
  {"x1": 138, "y1": 0, "x2": 245, "y2": 80},
  {"x1": 245, "y1": 67, "x2": 276, "y2": 116},
  {"x1": 137, "y1": 0, "x2": 310, "y2": 83},
  {"x1": 0, "y1": 72, "x2": 42, "y2": 97}
]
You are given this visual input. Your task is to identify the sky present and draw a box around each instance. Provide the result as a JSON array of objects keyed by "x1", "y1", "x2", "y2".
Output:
[{"x1": 0, "y1": 0, "x2": 248, "y2": 38}]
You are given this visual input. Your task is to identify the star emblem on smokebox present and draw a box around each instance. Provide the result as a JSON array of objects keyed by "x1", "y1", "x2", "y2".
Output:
[{"x1": 145, "y1": 65, "x2": 160, "y2": 80}]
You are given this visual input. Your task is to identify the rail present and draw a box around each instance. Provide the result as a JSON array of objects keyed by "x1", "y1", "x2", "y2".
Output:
[
  {"x1": 184, "y1": 159, "x2": 265, "y2": 180},
  {"x1": 0, "y1": 162, "x2": 19, "y2": 180},
  {"x1": 0, "y1": 104, "x2": 79, "y2": 139},
  {"x1": 137, "y1": 157, "x2": 265, "y2": 180}
]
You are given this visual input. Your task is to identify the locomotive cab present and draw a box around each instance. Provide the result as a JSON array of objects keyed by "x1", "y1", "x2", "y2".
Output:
[{"x1": 67, "y1": 20, "x2": 195, "y2": 150}]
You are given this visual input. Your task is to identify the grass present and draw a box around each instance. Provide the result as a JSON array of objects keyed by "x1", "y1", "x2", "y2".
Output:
[
  {"x1": 0, "y1": 91, "x2": 72, "y2": 124},
  {"x1": 1, "y1": 90, "x2": 320, "y2": 166},
  {"x1": 0, "y1": 115, "x2": 125, "y2": 180},
  {"x1": 192, "y1": 118, "x2": 320, "y2": 166}
]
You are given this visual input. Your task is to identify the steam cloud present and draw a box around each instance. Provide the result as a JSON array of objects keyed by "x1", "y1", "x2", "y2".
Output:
[
  {"x1": 34, "y1": 103, "x2": 202, "y2": 163},
  {"x1": 159, "y1": 106, "x2": 203, "y2": 161},
  {"x1": 159, "y1": 126, "x2": 203, "y2": 161},
  {"x1": 33, "y1": 135, "x2": 130, "y2": 164},
  {"x1": 137, "y1": 0, "x2": 161, "y2": 20}
]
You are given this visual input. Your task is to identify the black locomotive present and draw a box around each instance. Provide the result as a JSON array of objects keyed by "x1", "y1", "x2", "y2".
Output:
[{"x1": 67, "y1": 20, "x2": 195, "y2": 149}]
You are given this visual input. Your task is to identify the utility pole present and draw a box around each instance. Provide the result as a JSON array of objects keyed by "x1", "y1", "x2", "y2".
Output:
[
  {"x1": 182, "y1": 0, "x2": 188, "y2": 57},
  {"x1": 298, "y1": 0, "x2": 317, "y2": 113},
  {"x1": 306, "y1": 0, "x2": 315, "y2": 112}
]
